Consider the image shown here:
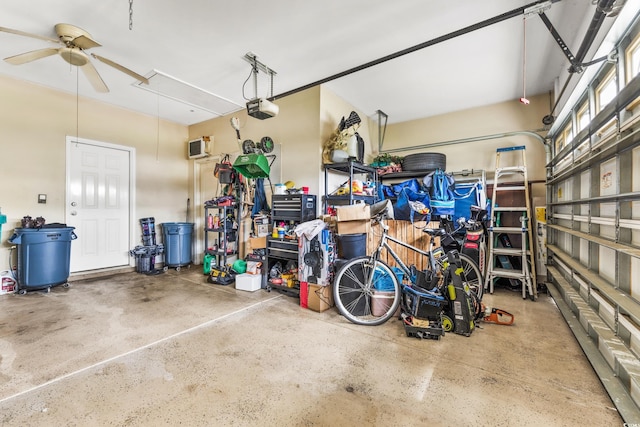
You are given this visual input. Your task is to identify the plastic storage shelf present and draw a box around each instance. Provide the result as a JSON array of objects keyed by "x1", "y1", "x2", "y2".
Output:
[{"x1": 204, "y1": 204, "x2": 238, "y2": 269}]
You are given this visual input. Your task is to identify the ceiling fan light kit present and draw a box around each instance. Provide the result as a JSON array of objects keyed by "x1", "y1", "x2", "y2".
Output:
[{"x1": 1, "y1": 23, "x2": 148, "y2": 93}]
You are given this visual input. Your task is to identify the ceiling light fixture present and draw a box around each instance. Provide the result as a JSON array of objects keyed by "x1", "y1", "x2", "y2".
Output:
[{"x1": 242, "y1": 52, "x2": 279, "y2": 120}]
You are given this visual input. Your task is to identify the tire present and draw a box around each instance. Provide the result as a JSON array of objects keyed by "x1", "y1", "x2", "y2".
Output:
[
  {"x1": 436, "y1": 252, "x2": 484, "y2": 300},
  {"x1": 402, "y1": 153, "x2": 446, "y2": 172},
  {"x1": 333, "y1": 257, "x2": 401, "y2": 326}
]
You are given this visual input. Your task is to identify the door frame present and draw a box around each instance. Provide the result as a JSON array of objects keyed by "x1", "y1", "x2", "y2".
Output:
[
  {"x1": 65, "y1": 135, "x2": 137, "y2": 271},
  {"x1": 193, "y1": 155, "x2": 221, "y2": 264}
]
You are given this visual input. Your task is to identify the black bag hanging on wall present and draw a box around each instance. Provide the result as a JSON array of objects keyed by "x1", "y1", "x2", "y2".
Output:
[{"x1": 214, "y1": 154, "x2": 235, "y2": 184}]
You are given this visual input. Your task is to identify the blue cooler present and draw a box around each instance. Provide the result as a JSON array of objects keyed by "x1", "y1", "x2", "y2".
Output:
[{"x1": 9, "y1": 226, "x2": 76, "y2": 292}]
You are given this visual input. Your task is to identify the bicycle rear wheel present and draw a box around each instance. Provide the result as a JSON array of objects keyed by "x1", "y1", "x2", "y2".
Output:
[
  {"x1": 333, "y1": 257, "x2": 401, "y2": 326},
  {"x1": 458, "y1": 253, "x2": 484, "y2": 300}
]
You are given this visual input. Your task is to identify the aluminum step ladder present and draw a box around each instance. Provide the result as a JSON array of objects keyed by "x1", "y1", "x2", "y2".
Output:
[{"x1": 485, "y1": 146, "x2": 537, "y2": 300}]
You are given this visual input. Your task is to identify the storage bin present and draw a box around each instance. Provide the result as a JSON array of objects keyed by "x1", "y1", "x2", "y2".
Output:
[
  {"x1": 8, "y1": 226, "x2": 76, "y2": 290},
  {"x1": 161, "y1": 222, "x2": 193, "y2": 267},
  {"x1": 371, "y1": 290, "x2": 395, "y2": 316},
  {"x1": 235, "y1": 273, "x2": 262, "y2": 292},
  {"x1": 337, "y1": 233, "x2": 366, "y2": 259},
  {"x1": 373, "y1": 266, "x2": 404, "y2": 291},
  {"x1": 129, "y1": 245, "x2": 164, "y2": 273}
]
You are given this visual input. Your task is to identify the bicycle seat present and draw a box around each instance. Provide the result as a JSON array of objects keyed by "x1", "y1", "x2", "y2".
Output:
[
  {"x1": 369, "y1": 199, "x2": 394, "y2": 220},
  {"x1": 423, "y1": 228, "x2": 446, "y2": 237}
]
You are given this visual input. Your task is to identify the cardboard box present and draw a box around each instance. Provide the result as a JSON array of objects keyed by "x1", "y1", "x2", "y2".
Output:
[
  {"x1": 335, "y1": 204, "x2": 371, "y2": 235},
  {"x1": 249, "y1": 236, "x2": 267, "y2": 250},
  {"x1": 337, "y1": 220, "x2": 370, "y2": 235},
  {"x1": 307, "y1": 283, "x2": 334, "y2": 312},
  {"x1": 235, "y1": 273, "x2": 262, "y2": 291},
  {"x1": 336, "y1": 204, "x2": 370, "y2": 221}
]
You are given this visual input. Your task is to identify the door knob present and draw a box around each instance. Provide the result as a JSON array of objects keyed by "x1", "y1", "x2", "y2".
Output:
[
  {"x1": 71, "y1": 202, "x2": 77, "y2": 207},
  {"x1": 70, "y1": 211, "x2": 77, "y2": 216}
]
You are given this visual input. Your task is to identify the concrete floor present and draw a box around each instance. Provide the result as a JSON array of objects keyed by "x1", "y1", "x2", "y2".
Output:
[{"x1": 0, "y1": 268, "x2": 622, "y2": 426}]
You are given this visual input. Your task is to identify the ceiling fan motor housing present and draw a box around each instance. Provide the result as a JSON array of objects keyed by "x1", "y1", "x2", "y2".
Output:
[{"x1": 59, "y1": 47, "x2": 89, "y2": 66}]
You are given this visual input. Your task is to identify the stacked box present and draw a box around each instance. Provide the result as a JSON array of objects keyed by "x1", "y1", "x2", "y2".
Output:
[{"x1": 335, "y1": 204, "x2": 370, "y2": 234}]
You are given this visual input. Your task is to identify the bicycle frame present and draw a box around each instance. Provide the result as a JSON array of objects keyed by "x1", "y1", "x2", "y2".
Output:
[{"x1": 370, "y1": 219, "x2": 439, "y2": 285}]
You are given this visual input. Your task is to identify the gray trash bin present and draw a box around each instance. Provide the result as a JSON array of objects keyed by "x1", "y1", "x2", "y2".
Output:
[
  {"x1": 8, "y1": 226, "x2": 76, "y2": 292},
  {"x1": 161, "y1": 222, "x2": 194, "y2": 269}
]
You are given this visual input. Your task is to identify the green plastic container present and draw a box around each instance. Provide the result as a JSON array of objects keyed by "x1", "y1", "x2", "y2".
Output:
[{"x1": 0, "y1": 208, "x2": 6, "y2": 236}]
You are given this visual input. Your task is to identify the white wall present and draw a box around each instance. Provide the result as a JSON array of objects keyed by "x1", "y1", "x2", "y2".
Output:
[{"x1": 0, "y1": 75, "x2": 188, "y2": 272}]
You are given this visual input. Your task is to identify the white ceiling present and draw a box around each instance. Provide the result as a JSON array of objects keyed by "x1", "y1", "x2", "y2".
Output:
[{"x1": 0, "y1": 0, "x2": 622, "y2": 126}]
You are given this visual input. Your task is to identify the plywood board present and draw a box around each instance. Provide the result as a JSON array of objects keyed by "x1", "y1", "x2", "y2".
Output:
[{"x1": 367, "y1": 220, "x2": 438, "y2": 271}]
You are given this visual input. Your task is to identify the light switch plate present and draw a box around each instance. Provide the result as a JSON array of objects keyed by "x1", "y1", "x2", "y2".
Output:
[{"x1": 38, "y1": 194, "x2": 47, "y2": 204}]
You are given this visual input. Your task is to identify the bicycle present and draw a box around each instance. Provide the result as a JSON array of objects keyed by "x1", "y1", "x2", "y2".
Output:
[{"x1": 333, "y1": 200, "x2": 484, "y2": 326}]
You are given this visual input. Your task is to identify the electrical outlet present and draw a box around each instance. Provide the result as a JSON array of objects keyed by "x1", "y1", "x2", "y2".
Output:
[{"x1": 38, "y1": 194, "x2": 47, "y2": 204}]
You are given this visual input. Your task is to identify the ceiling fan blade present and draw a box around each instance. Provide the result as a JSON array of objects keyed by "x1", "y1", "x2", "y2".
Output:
[
  {"x1": 91, "y1": 53, "x2": 149, "y2": 84},
  {"x1": 4, "y1": 48, "x2": 59, "y2": 65},
  {"x1": 80, "y1": 60, "x2": 109, "y2": 93},
  {"x1": 72, "y1": 34, "x2": 101, "y2": 50},
  {"x1": 0, "y1": 26, "x2": 60, "y2": 44}
]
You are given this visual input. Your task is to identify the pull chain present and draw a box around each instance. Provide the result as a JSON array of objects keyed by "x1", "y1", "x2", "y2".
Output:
[{"x1": 129, "y1": 0, "x2": 134, "y2": 30}]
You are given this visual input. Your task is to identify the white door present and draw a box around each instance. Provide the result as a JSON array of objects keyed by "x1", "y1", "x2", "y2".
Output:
[{"x1": 66, "y1": 138, "x2": 132, "y2": 272}]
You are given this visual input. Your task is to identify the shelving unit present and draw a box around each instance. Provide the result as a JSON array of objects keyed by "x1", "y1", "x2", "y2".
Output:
[
  {"x1": 323, "y1": 160, "x2": 378, "y2": 213},
  {"x1": 204, "y1": 203, "x2": 238, "y2": 268}
]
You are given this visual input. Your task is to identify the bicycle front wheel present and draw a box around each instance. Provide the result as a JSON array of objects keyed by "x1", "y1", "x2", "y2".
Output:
[{"x1": 333, "y1": 257, "x2": 401, "y2": 326}]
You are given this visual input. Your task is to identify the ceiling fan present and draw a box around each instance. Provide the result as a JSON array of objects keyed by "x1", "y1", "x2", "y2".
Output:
[{"x1": 0, "y1": 23, "x2": 149, "y2": 92}]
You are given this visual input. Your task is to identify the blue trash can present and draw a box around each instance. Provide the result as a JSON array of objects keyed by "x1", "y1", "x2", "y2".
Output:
[
  {"x1": 8, "y1": 226, "x2": 77, "y2": 292},
  {"x1": 161, "y1": 222, "x2": 193, "y2": 269}
]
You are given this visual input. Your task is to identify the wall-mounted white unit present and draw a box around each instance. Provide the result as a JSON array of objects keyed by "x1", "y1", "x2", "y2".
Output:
[{"x1": 187, "y1": 136, "x2": 213, "y2": 159}]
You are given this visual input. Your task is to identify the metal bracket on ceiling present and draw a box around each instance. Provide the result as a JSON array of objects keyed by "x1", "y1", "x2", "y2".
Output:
[
  {"x1": 537, "y1": 12, "x2": 583, "y2": 73},
  {"x1": 376, "y1": 110, "x2": 388, "y2": 152},
  {"x1": 242, "y1": 52, "x2": 277, "y2": 77},
  {"x1": 524, "y1": 0, "x2": 552, "y2": 17},
  {"x1": 243, "y1": 52, "x2": 277, "y2": 99}
]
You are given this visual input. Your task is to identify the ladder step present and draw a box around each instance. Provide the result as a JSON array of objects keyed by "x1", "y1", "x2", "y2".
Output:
[
  {"x1": 496, "y1": 166, "x2": 526, "y2": 173},
  {"x1": 497, "y1": 146, "x2": 526, "y2": 153},
  {"x1": 492, "y1": 248, "x2": 529, "y2": 256},
  {"x1": 493, "y1": 207, "x2": 528, "y2": 212},
  {"x1": 489, "y1": 227, "x2": 527, "y2": 233},
  {"x1": 494, "y1": 186, "x2": 526, "y2": 191},
  {"x1": 489, "y1": 268, "x2": 527, "y2": 279}
]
